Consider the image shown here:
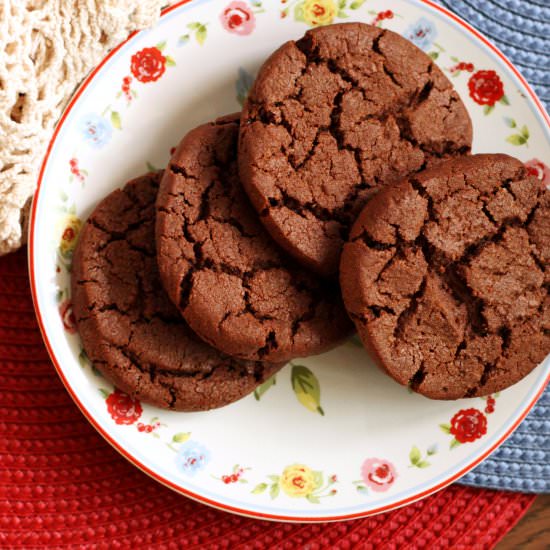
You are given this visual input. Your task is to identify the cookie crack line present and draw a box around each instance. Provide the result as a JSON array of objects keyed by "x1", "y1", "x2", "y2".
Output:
[
  {"x1": 409, "y1": 361, "x2": 426, "y2": 392},
  {"x1": 87, "y1": 216, "x2": 155, "y2": 258},
  {"x1": 169, "y1": 163, "x2": 197, "y2": 181},
  {"x1": 248, "y1": 34, "x2": 465, "y2": 230},
  {"x1": 257, "y1": 330, "x2": 278, "y2": 359},
  {"x1": 264, "y1": 184, "x2": 369, "y2": 232},
  {"x1": 116, "y1": 342, "x2": 226, "y2": 381},
  {"x1": 394, "y1": 275, "x2": 427, "y2": 341}
]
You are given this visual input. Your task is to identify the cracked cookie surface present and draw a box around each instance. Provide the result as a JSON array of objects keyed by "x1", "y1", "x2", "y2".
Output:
[
  {"x1": 340, "y1": 154, "x2": 550, "y2": 399},
  {"x1": 71, "y1": 172, "x2": 282, "y2": 411},
  {"x1": 156, "y1": 114, "x2": 352, "y2": 362},
  {"x1": 239, "y1": 22, "x2": 472, "y2": 277}
]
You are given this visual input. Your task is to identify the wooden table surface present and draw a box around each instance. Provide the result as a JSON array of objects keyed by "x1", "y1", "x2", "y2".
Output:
[{"x1": 497, "y1": 494, "x2": 550, "y2": 549}]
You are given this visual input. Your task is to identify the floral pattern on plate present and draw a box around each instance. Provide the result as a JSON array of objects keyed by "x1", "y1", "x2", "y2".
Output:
[
  {"x1": 100, "y1": 388, "x2": 143, "y2": 426},
  {"x1": 440, "y1": 396, "x2": 498, "y2": 449},
  {"x1": 220, "y1": 1, "x2": 265, "y2": 36},
  {"x1": 525, "y1": 158, "x2": 550, "y2": 188},
  {"x1": 253, "y1": 465, "x2": 338, "y2": 503},
  {"x1": 354, "y1": 458, "x2": 398, "y2": 494},
  {"x1": 214, "y1": 465, "x2": 251, "y2": 485}
]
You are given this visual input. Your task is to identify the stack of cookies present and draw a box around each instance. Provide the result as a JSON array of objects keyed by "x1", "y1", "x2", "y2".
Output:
[{"x1": 72, "y1": 23, "x2": 549, "y2": 411}]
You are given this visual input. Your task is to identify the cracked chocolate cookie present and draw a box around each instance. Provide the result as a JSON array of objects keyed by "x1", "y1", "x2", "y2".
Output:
[
  {"x1": 239, "y1": 22, "x2": 472, "y2": 277},
  {"x1": 71, "y1": 172, "x2": 282, "y2": 411},
  {"x1": 340, "y1": 154, "x2": 550, "y2": 399},
  {"x1": 156, "y1": 114, "x2": 352, "y2": 363}
]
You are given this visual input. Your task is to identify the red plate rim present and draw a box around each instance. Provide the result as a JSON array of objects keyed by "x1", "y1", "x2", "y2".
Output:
[{"x1": 28, "y1": 0, "x2": 550, "y2": 523}]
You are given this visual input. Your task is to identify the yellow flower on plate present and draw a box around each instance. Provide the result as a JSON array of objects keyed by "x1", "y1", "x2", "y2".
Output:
[
  {"x1": 297, "y1": 0, "x2": 336, "y2": 27},
  {"x1": 58, "y1": 214, "x2": 82, "y2": 257},
  {"x1": 280, "y1": 464, "x2": 317, "y2": 498}
]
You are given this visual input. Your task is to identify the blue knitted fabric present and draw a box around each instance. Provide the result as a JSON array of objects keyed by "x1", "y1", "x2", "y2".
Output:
[{"x1": 433, "y1": 0, "x2": 550, "y2": 493}]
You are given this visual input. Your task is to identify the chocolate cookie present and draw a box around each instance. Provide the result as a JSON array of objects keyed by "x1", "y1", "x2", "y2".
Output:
[
  {"x1": 156, "y1": 114, "x2": 352, "y2": 363},
  {"x1": 340, "y1": 154, "x2": 549, "y2": 399},
  {"x1": 239, "y1": 22, "x2": 472, "y2": 276},
  {"x1": 71, "y1": 172, "x2": 281, "y2": 411}
]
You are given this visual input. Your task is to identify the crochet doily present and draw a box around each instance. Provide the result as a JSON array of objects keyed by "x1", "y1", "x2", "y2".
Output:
[{"x1": 0, "y1": 0, "x2": 166, "y2": 256}]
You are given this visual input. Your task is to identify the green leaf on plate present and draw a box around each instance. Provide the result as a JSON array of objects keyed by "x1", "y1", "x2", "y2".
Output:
[
  {"x1": 338, "y1": 0, "x2": 346, "y2": 8},
  {"x1": 450, "y1": 56, "x2": 459, "y2": 62},
  {"x1": 520, "y1": 125, "x2": 529, "y2": 139},
  {"x1": 337, "y1": 10, "x2": 349, "y2": 18},
  {"x1": 172, "y1": 432, "x2": 191, "y2": 443},
  {"x1": 251, "y1": 482, "x2": 268, "y2": 494},
  {"x1": 439, "y1": 423, "x2": 451, "y2": 434},
  {"x1": 450, "y1": 437, "x2": 461, "y2": 450},
  {"x1": 417, "y1": 460, "x2": 431, "y2": 468},
  {"x1": 409, "y1": 445, "x2": 421, "y2": 465},
  {"x1": 428, "y1": 51, "x2": 439, "y2": 60},
  {"x1": 78, "y1": 349, "x2": 89, "y2": 367},
  {"x1": 312, "y1": 470, "x2": 323, "y2": 489},
  {"x1": 503, "y1": 117, "x2": 516, "y2": 128},
  {"x1": 146, "y1": 161, "x2": 160, "y2": 172},
  {"x1": 110, "y1": 110, "x2": 122, "y2": 130},
  {"x1": 98, "y1": 388, "x2": 110, "y2": 399},
  {"x1": 293, "y1": 5, "x2": 305, "y2": 22},
  {"x1": 350, "y1": 0, "x2": 366, "y2": 8},
  {"x1": 156, "y1": 41, "x2": 166, "y2": 51},
  {"x1": 196, "y1": 24, "x2": 208, "y2": 45},
  {"x1": 306, "y1": 494, "x2": 320, "y2": 504},
  {"x1": 506, "y1": 134, "x2": 527, "y2": 146},
  {"x1": 91, "y1": 364, "x2": 103, "y2": 378},
  {"x1": 268, "y1": 474, "x2": 280, "y2": 482},
  {"x1": 499, "y1": 94, "x2": 510, "y2": 106},
  {"x1": 291, "y1": 364, "x2": 324, "y2": 415},
  {"x1": 483, "y1": 105, "x2": 495, "y2": 116},
  {"x1": 165, "y1": 55, "x2": 176, "y2": 67},
  {"x1": 254, "y1": 375, "x2": 276, "y2": 401},
  {"x1": 178, "y1": 34, "x2": 190, "y2": 46},
  {"x1": 427, "y1": 444, "x2": 438, "y2": 456},
  {"x1": 187, "y1": 22, "x2": 201, "y2": 30},
  {"x1": 270, "y1": 483, "x2": 280, "y2": 500},
  {"x1": 348, "y1": 334, "x2": 363, "y2": 347}
]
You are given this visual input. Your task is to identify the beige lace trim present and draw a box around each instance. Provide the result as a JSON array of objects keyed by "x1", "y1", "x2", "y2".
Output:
[{"x1": 0, "y1": 0, "x2": 166, "y2": 255}]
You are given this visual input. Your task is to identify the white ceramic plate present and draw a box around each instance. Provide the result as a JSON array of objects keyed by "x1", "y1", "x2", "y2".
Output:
[{"x1": 30, "y1": 0, "x2": 550, "y2": 521}]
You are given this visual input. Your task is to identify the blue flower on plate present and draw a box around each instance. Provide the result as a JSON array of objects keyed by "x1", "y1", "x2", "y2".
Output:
[
  {"x1": 78, "y1": 113, "x2": 112, "y2": 149},
  {"x1": 175, "y1": 440, "x2": 211, "y2": 477},
  {"x1": 404, "y1": 17, "x2": 437, "y2": 50}
]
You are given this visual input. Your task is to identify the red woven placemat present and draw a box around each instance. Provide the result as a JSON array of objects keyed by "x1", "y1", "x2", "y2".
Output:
[{"x1": 1, "y1": 249, "x2": 535, "y2": 548}]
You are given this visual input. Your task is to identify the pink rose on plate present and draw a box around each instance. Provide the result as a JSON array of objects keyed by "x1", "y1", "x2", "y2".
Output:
[
  {"x1": 220, "y1": 1, "x2": 256, "y2": 36},
  {"x1": 525, "y1": 158, "x2": 550, "y2": 189},
  {"x1": 361, "y1": 458, "x2": 398, "y2": 492}
]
